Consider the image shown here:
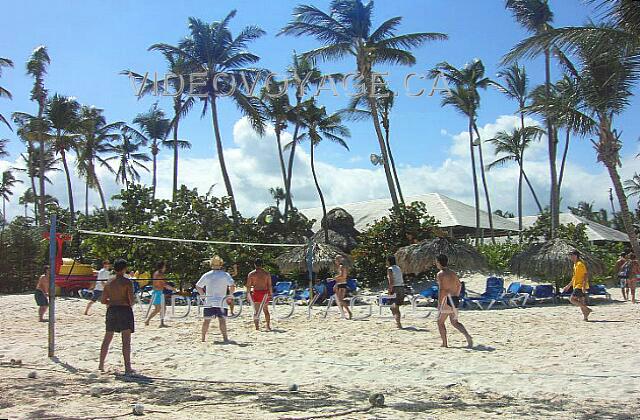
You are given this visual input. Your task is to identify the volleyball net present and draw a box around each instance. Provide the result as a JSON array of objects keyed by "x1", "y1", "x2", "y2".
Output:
[{"x1": 45, "y1": 215, "x2": 315, "y2": 357}]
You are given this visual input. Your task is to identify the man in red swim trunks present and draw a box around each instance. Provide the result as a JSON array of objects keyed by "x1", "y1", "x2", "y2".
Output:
[{"x1": 246, "y1": 258, "x2": 273, "y2": 331}]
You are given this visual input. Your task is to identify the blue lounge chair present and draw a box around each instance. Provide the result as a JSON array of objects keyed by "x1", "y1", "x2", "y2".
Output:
[
  {"x1": 273, "y1": 281, "x2": 293, "y2": 298},
  {"x1": 587, "y1": 284, "x2": 611, "y2": 302},
  {"x1": 517, "y1": 284, "x2": 534, "y2": 306},
  {"x1": 462, "y1": 277, "x2": 506, "y2": 309},
  {"x1": 531, "y1": 284, "x2": 556, "y2": 304}
]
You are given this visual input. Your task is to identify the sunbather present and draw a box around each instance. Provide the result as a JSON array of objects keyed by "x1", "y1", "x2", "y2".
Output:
[{"x1": 435, "y1": 254, "x2": 473, "y2": 348}]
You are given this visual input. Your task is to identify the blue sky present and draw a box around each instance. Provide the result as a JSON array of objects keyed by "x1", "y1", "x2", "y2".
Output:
[{"x1": 1, "y1": 0, "x2": 639, "y2": 218}]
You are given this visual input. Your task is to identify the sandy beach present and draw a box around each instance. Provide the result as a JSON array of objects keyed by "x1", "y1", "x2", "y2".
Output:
[{"x1": 2, "y1": 275, "x2": 640, "y2": 419}]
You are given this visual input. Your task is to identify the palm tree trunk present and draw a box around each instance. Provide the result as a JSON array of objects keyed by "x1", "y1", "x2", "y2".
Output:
[
  {"x1": 151, "y1": 142, "x2": 158, "y2": 201},
  {"x1": 85, "y1": 180, "x2": 89, "y2": 216},
  {"x1": 38, "y1": 105, "x2": 46, "y2": 227},
  {"x1": 473, "y1": 124, "x2": 495, "y2": 243},
  {"x1": 367, "y1": 97, "x2": 399, "y2": 208},
  {"x1": 599, "y1": 125, "x2": 640, "y2": 256},
  {"x1": 94, "y1": 175, "x2": 109, "y2": 225},
  {"x1": 60, "y1": 148, "x2": 75, "y2": 226},
  {"x1": 558, "y1": 128, "x2": 570, "y2": 192},
  {"x1": 210, "y1": 96, "x2": 239, "y2": 224},
  {"x1": 310, "y1": 142, "x2": 329, "y2": 243},
  {"x1": 275, "y1": 127, "x2": 289, "y2": 216},
  {"x1": 172, "y1": 100, "x2": 181, "y2": 201},
  {"x1": 384, "y1": 118, "x2": 405, "y2": 205},
  {"x1": 284, "y1": 96, "x2": 302, "y2": 218},
  {"x1": 518, "y1": 112, "x2": 525, "y2": 240},
  {"x1": 522, "y1": 170, "x2": 543, "y2": 213},
  {"x1": 545, "y1": 48, "x2": 560, "y2": 237},
  {"x1": 29, "y1": 163, "x2": 37, "y2": 223},
  {"x1": 468, "y1": 119, "x2": 481, "y2": 245}
]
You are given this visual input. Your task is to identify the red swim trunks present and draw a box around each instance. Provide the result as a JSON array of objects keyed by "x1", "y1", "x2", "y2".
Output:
[{"x1": 251, "y1": 289, "x2": 270, "y2": 304}]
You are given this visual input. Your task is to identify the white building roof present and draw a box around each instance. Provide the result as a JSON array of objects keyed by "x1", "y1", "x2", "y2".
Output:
[
  {"x1": 300, "y1": 193, "x2": 520, "y2": 234},
  {"x1": 512, "y1": 213, "x2": 630, "y2": 242}
]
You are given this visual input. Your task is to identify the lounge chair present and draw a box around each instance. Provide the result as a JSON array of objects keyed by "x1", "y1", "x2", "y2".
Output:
[
  {"x1": 461, "y1": 277, "x2": 506, "y2": 309},
  {"x1": 587, "y1": 284, "x2": 611, "y2": 302},
  {"x1": 517, "y1": 284, "x2": 534, "y2": 306},
  {"x1": 531, "y1": 284, "x2": 556, "y2": 304},
  {"x1": 273, "y1": 281, "x2": 294, "y2": 298}
]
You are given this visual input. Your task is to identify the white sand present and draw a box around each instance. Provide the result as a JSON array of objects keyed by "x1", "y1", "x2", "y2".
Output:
[{"x1": 1, "y1": 274, "x2": 640, "y2": 419}]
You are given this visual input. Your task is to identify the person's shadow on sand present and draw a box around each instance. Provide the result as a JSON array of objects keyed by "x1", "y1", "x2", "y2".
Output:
[
  {"x1": 213, "y1": 340, "x2": 249, "y2": 347},
  {"x1": 400, "y1": 326, "x2": 429, "y2": 332}
]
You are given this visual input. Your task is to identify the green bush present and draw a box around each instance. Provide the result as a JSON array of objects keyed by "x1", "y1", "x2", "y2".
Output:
[
  {"x1": 477, "y1": 241, "x2": 524, "y2": 273},
  {"x1": 351, "y1": 202, "x2": 441, "y2": 288},
  {"x1": 0, "y1": 217, "x2": 48, "y2": 293}
]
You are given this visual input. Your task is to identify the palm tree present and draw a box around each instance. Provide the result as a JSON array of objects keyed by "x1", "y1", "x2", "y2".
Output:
[
  {"x1": 26, "y1": 45, "x2": 51, "y2": 227},
  {"x1": 504, "y1": 0, "x2": 562, "y2": 236},
  {"x1": 132, "y1": 103, "x2": 170, "y2": 199},
  {"x1": 342, "y1": 82, "x2": 405, "y2": 204},
  {"x1": 19, "y1": 188, "x2": 36, "y2": 219},
  {"x1": 76, "y1": 106, "x2": 119, "y2": 222},
  {"x1": 0, "y1": 170, "x2": 22, "y2": 230},
  {"x1": 487, "y1": 126, "x2": 544, "y2": 219},
  {"x1": 430, "y1": 60, "x2": 495, "y2": 243},
  {"x1": 105, "y1": 128, "x2": 151, "y2": 189},
  {"x1": 125, "y1": 51, "x2": 195, "y2": 201},
  {"x1": 282, "y1": 53, "x2": 327, "y2": 217},
  {"x1": 280, "y1": 0, "x2": 447, "y2": 208},
  {"x1": 0, "y1": 57, "x2": 13, "y2": 131},
  {"x1": 625, "y1": 173, "x2": 640, "y2": 204},
  {"x1": 262, "y1": 79, "x2": 294, "y2": 218},
  {"x1": 495, "y1": 63, "x2": 531, "y2": 231},
  {"x1": 150, "y1": 12, "x2": 267, "y2": 223},
  {"x1": 46, "y1": 94, "x2": 80, "y2": 225},
  {"x1": 291, "y1": 100, "x2": 350, "y2": 242},
  {"x1": 13, "y1": 147, "x2": 59, "y2": 222},
  {"x1": 0, "y1": 138, "x2": 8, "y2": 157},
  {"x1": 269, "y1": 187, "x2": 286, "y2": 212}
]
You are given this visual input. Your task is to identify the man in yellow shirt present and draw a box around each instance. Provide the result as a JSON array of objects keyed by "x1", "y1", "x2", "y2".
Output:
[{"x1": 563, "y1": 250, "x2": 593, "y2": 321}]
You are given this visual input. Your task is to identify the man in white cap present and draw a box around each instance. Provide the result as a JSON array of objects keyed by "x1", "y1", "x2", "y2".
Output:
[{"x1": 196, "y1": 255, "x2": 235, "y2": 343}]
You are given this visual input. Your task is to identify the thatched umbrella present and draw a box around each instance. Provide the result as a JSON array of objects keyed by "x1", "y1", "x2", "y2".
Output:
[
  {"x1": 275, "y1": 242, "x2": 351, "y2": 273},
  {"x1": 510, "y1": 238, "x2": 605, "y2": 280},
  {"x1": 395, "y1": 237, "x2": 487, "y2": 274},
  {"x1": 314, "y1": 208, "x2": 360, "y2": 253}
]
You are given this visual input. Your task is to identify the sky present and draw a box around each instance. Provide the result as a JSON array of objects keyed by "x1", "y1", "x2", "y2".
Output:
[{"x1": 1, "y1": 0, "x2": 639, "y2": 222}]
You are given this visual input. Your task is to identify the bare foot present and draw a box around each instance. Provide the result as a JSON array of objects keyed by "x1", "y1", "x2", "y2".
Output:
[
  {"x1": 396, "y1": 323, "x2": 403, "y2": 329},
  {"x1": 265, "y1": 326, "x2": 272, "y2": 332},
  {"x1": 144, "y1": 320, "x2": 149, "y2": 326},
  {"x1": 466, "y1": 336, "x2": 474, "y2": 348},
  {"x1": 441, "y1": 343, "x2": 448, "y2": 348},
  {"x1": 159, "y1": 324, "x2": 169, "y2": 328},
  {"x1": 98, "y1": 365, "x2": 104, "y2": 372}
]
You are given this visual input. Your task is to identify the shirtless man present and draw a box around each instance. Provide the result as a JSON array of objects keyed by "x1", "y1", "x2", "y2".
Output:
[
  {"x1": 145, "y1": 261, "x2": 175, "y2": 327},
  {"x1": 35, "y1": 265, "x2": 50, "y2": 322},
  {"x1": 99, "y1": 258, "x2": 135, "y2": 374},
  {"x1": 246, "y1": 258, "x2": 273, "y2": 331},
  {"x1": 436, "y1": 254, "x2": 473, "y2": 348},
  {"x1": 613, "y1": 252, "x2": 629, "y2": 300}
]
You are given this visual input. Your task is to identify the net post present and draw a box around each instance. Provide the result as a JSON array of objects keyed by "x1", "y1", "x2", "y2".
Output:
[
  {"x1": 47, "y1": 214, "x2": 57, "y2": 358},
  {"x1": 306, "y1": 239, "x2": 314, "y2": 302}
]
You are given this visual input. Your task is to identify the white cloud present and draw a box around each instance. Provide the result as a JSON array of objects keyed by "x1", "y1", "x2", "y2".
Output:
[{"x1": 1, "y1": 116, "x2": 638, "y2": 224}]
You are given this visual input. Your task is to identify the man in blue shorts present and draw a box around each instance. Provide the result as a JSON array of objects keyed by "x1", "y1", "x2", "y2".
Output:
[{"x1": 196, "y1": 255, "x2": 235, "y2": 343}]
